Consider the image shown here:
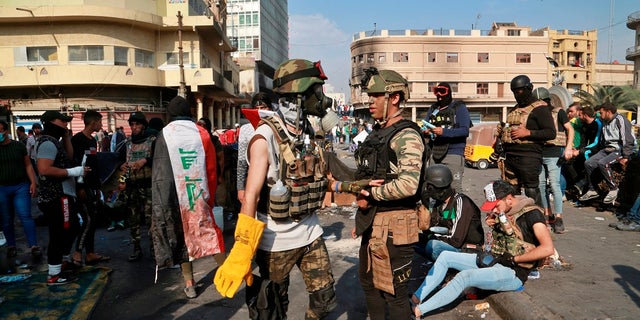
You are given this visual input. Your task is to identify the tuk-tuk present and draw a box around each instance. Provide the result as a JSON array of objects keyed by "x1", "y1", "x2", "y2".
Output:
[{"x1": 464, "y1": 122, "x2": 498, "y2": 170}]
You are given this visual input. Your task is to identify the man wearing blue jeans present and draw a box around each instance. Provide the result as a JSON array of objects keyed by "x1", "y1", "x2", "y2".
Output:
[
  {"x1": 412, "y1": 180, "x2": 554, "y2": 317},
  {"x1": 532, "y1": 87, "x2": 574, "y2": 234}
]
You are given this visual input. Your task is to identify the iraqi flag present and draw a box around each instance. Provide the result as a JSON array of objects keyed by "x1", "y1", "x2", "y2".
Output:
[{"x1": 241, "y1": 108, "x2": 277, "y2": 129}]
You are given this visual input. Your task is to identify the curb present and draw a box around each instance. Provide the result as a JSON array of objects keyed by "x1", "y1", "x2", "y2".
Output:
[{"x1": 487, "y1": 290, "x2": 563, "y2": 320}]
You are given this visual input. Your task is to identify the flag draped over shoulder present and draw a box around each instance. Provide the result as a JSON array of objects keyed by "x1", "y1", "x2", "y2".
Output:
[
  {"x1": 163, "y1": 120, "x2": 223, "y2": 259},
  {"x1": 241, "y1": 108, "x2": 277, "y2": 129}
]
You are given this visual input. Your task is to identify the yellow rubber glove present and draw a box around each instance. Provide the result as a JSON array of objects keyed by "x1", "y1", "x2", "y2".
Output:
[{"x1": 214, "y1": 214, "x2": 265, "y2": 298}]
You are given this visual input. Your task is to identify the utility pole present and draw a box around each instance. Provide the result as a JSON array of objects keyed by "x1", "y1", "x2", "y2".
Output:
[{"x1": 177, "y1": 11, "x2": 186, "y2": 98}]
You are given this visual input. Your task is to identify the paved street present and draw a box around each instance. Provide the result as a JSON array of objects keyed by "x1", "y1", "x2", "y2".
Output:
[{"x1": 8, "y1": 160, "x2": 640, "y2": 319}]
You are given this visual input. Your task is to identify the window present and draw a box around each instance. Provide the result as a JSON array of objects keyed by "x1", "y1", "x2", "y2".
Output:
[
  {"x1": 427, "y1": 52, "x2": 436, "y2": 63},
  {"x1": 427, "y1": 82, "x2": 437, "y2": 93},
  {"x1": 26, "y1": 46, "x2": 58, "y2": 63},
  {"x1": 477, "y1": 83, "x2": 489, "y2": 95},
  {"x1": 69, "y1": 46, "x2": 104, "y2": 62},
  {"x1": 477, "y1": 53, "x2": 489, "y2": 63},
  {"x1": 358, "y1": 54, "x2": 364, "y2": 64},
  {"x1": 238, "y1": 11, "x2": 259, "y2": 26},
  {"x1": 367, "y1": 53, "x2": 374, "y2": 63},
  {"x1": 135, "y1": 49, "x2": 154, "y2": 68},
  {"x1": 378, "y1": 53, "x2": 386, "y2": 63},
  {"x1": 507, "y1": 29, "x2": 521, "y2": 36},
  {"x1": 553, "y1": 42, "x2": 560, "y2": 49},
  {"x1": 449, "y1": 83, "x2": 459, "y2": 92},
  {"x1": 446, "y1": 52, "x2": 458, "y2": 63},
  {"x1": 516, "y1": 53, "x2": 531, "y2": 63},
  {"x1": 393, "y1": 52, "x2": 408, "y2": 62},
  {"x1": 166, "y1": 52, "x2": 189, "y2": 65},
  {"x1": 115, "y1": 47, "x2": 128, "y2": 66},
  {"x1": 237, "y1": 36, "x2": 259, "y2": 51}
]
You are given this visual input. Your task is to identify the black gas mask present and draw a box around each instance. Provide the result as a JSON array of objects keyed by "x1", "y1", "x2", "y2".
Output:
[
  {"x1": 303, "y1": 83, "x2": 339, "y2": 132},
  {"x1": 512, "y1": 86, "x2": 533, "y2": 106},
  {"x1": 422, "y1": 183, "x2": 455, "y2": 203}
]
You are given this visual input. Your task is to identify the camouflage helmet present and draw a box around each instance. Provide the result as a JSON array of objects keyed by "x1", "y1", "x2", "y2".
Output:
[
  {"x1": 273, "y1": 59, "x2": 327, "y2": 94},
  {"x1": 361, "y1": 67, "x2": 410, "y2": 100}
]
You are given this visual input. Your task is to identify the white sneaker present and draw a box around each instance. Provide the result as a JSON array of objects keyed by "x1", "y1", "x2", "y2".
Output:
[
  {"x1": 579, "y1": 189, "x2": 599, "y2": 201},
  {"x1": 603, "y1": 189, "x2": 619, "y2": 204}
]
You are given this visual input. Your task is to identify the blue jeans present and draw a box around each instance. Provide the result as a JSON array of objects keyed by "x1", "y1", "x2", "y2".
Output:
[
  {"x1": 539, "y1": 156, "x2": 563, "y2": 214},
  {"x1": 627, "y1": 194, "x2": 640, "y2": 223},
  {"x1": 414, "y1": 251, "x2": 523, "y2": 315},
  {"x1": 424, "y1": 239, "x2": 460, "y2": 261},
  {"x1": 0, "y1": 182, "x2": 38, "y2": 247}
]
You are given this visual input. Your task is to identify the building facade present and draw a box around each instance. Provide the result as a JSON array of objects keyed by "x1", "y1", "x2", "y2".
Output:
[
  {"x1": 350, "y1": 22, "x2": 597, "y2": 123},
  {"x1": 626, "y1": 10, "x2": 640, "y2": 90},
  {"x1": 225, "y1": 0, "x2": 288, "y2": 96},
  {"x1": 0, "y1": 0, "x2": 242, "y2": 134},
  {"x1": 595, "y1": 62, "x2": 635, "y2": 87}
]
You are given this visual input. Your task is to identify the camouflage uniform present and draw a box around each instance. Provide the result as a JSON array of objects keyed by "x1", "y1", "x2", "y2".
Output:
[
  {"x1": 123, "y1": 134, "x2": 155, "y2": 260},
  {"x1": 355, "y1": 68, "x2": 425, "y2": 320}
]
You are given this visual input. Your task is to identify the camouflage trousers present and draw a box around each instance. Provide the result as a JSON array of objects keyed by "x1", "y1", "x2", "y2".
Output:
[
  {"x1": 256, "y1": 237, "x2": 336, "y2": 319},
  {"x1": 127, "y1": 185, "x2": 152, "y2": 249}
]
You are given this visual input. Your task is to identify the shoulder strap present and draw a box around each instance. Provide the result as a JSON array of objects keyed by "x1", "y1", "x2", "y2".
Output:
[{"x1": 257, "y1": 116, "x2": 297, "y2": 167}]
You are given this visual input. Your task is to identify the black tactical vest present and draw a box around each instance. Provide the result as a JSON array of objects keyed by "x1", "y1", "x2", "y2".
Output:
[{"x1": 36, "y1": 135, "x2": 72, "y2": 203}]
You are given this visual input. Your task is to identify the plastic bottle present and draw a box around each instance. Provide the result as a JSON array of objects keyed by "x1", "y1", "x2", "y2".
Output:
[
  {"x1": 498, "y1": 211, "x2": 514, "y2": 235},
  {"x1": 270, "y1": 179, "x2": 289, "y2": 200}
]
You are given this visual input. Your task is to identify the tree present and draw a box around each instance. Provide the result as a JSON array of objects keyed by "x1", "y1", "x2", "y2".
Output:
[{"x1": 573, "y1": 84, "x2": 640, "y2": 110}]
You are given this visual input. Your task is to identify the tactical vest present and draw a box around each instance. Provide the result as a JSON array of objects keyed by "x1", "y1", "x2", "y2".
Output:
[
  {"x1": 426, "y1": 101, "x2": 468, "y2": 160},
  {"x1": 36, "y1": 135, "x2": 72, "y2": 204},
  {"x1": 546, "y1": 106, "x2": 567, "y2": 146},
  {"x1": 490, "y1": 205, "x2": 540, "y2": 269},
  {"x1": 501, "y1": 100, "x2": 546, "y2": 144},
  {"x1": 258, "y1": 116, "x2": 328, "y2": 221},
  {"x1": 354, "y1": 120, "x2": 423, "y2": 235},
  {"x1": 125, "y1": 136, "x2": 155, "y2": 181}
]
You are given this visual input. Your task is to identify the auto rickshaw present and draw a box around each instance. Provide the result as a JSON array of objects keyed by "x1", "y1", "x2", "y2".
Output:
[{"x1": 464, "y1": 122, "x2": 499, "y2": 170}]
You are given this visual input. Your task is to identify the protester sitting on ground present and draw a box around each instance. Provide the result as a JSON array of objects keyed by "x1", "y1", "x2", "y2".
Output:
[
  {"x1": 420, "y1": 164, "x2": 483, "y2": 261},
  {"x1": 0, "y1": 120, "x2": 41, "y2": 261},
  {"x1": 105, "y1": 175, "x2": 128, "y2": 232},
  {"x1": 412, "y1": 180, "x2": 554, "y2": 317},
  {"x1": 578, "y1": 102, "x2": 634, "y2": 204},
  {"x1": 570, "y1": 106, "x2": 603, "y2": 196}
]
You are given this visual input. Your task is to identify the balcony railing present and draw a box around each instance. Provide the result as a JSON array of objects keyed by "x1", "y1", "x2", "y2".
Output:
[
  {"x1": 626, "y1": 45, "x2": 640, "y2": 60},
  {"x1": 627, "y1": 10, "x2": 640, "y2": 28}
]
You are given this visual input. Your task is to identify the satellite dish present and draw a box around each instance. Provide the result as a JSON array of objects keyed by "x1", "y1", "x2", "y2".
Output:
[{"x1": 548, "y1": 86, "x2": 573, "y2": 110}]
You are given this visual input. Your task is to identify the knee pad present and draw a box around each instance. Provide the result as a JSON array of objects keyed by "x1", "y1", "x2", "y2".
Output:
[{"x1": 308, "y1": 284, "x2": 337, "y2": 318}]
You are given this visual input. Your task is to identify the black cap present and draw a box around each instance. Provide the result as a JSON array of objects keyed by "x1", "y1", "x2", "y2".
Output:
[
  {"x1": 32, "y1": 123, "x2": 42, "y2": 129},
  {"x1": 128, "y1": 112, "x2": 148, "y2": 126},
  {"x1": 41, "y1": 110, "x2": 73, "y2": 123}
]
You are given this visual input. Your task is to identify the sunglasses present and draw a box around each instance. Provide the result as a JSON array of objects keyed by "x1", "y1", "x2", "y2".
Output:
[{"x1": 433, "y1": 86, "x2": 450, "y2": 97}]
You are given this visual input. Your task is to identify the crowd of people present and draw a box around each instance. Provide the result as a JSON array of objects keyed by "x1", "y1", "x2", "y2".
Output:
[{"x1": 1, "y1": 56, "x2": 638, "y2": 319}]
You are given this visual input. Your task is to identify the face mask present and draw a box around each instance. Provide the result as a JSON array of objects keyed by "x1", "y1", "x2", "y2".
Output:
[
  {"x1": 302, "y1": 84, "x2": 339, "y2": 133},
  {"x1": 43, "y1": 121, "x2": 68, "y2": 139},
  {"x1": 0, "y1": 132, "x2": 5, "y2": 143},
  {"x1": 513, "y1": 88, "x2": 533, "y2": 106},
  {"x1": 423, "y1": 184, "x2": 454, "y2": 203}
]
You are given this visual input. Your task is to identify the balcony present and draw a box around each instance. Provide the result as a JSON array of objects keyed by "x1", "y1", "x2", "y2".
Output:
[
  {"x1": 627, "y1": 10, "x2": 640, "y2": 29},
  {"x1": 626, "y1": 45, "x2": 640, "y2": 61}
]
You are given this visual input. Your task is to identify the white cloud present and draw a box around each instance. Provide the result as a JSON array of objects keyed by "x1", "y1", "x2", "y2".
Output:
[{"x1": 289, "y1": 14, "x2": 352, "y2": 98}]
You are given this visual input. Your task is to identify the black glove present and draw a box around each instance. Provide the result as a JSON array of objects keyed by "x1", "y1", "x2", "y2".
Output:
[{"x1": 495, "y1": 253, "x2": 516, "y2": 268}]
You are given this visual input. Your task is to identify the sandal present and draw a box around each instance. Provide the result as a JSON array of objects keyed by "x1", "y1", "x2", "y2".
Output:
[{"x1": 85, "y1": 253, "x2": 111, "y2": 264}]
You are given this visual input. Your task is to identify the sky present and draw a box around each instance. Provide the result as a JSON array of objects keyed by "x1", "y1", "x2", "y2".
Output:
[{"x1": 288, "y1": 0, "x2": 638, "y2": 98}]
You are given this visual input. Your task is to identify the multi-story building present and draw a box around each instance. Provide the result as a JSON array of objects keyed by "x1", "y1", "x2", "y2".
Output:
[
  {"x1": 595, "y1": 62, "x2": 635, "y2": 87},
  {"x1": 0, "y1": 0, "x2": 242, "y2": 134},
  {"x1": 626, "y1": 10, "x2": 640, "y2": 90},
  {"x1": 225, "y1": 0, "x2": 288, "y2": 96},
  {"x1": 543, "y1": 27, "x2": 597, "y2": 92},
  {"x1": 350, "y1": 22, "x2": 597, "y2": 123}
]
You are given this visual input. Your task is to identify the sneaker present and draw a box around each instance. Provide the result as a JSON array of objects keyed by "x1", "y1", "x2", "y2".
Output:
[
  {"x1": 184, "y1": 285, "x2": 197, "y2": 299},
  {"x1": 579, "y1": 189, "x2": 599, "y2": 201},
  {"x1": 603, "y1": 189, "x2": 619, "y2": 204},
  {"x1": 610, "y1": 218, "x2": 630, "y2": 228},
  {"x1": 116, "y1": 221, "x2": 126, "y2": 230},
  {"x1": 47, "y1": 272, "x2": 78, "y2": 286},
  {"x1": 128, "y1": 249, "x2": 142, "y2": 262},
  {"x1": 528, "y1": 270, "x2": 540, "y2": 280},
  {"x1": 107, "y1": 224, "x2": 116, "y2": 232},
  {"x1": 617, "y1": 221, "x2": 640, "y2": 232},
  {"x1": 553, "y1": 217, "x2": 565, "y2": 234}
]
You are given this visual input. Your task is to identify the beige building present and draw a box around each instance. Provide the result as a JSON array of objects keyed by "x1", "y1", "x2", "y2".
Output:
[
  {"x1": 626, "y1": 10, "x2": 640, "y2": 89},
  {"x1": 595, "y1": 63, "x2": 635, "y2": 87},
  {"x1": 0, "y1": 0, "x2": 243, "y2": 133},
  {"x1": 350, "y1": 22, "x2": 597, "y2": 123}
]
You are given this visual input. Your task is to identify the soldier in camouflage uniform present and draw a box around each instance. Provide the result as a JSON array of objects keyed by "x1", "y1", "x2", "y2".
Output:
[
  {"x1": 412, "y1": 180, "x2": 554, "y2": 317},
  {"x1": 352, "y1": 68, "x2": 425, "y2": 320},
  {"x1": 119, "y1": 111, "x2": 155, "y2": 262},
  {"x1": 214, "y1": 59, "x2": 343, "y2": 319}
]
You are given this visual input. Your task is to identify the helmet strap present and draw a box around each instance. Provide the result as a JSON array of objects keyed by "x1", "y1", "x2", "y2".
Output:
[{"x1": 377, "y1": 93, "x2": 404, "y2": 127}]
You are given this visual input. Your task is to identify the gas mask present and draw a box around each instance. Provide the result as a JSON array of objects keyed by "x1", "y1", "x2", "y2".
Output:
[
  {"x1": 513, "y1": 87, "x2": 533, "y2": 106},
  {"x1": 423, "y1": 184, "x2": 454, "y2": 203},
  {"x1": 303, "y1": 83, "x2": 339, "y2": 133}
]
